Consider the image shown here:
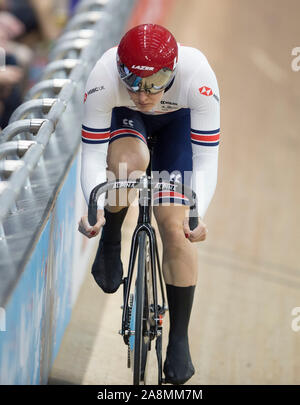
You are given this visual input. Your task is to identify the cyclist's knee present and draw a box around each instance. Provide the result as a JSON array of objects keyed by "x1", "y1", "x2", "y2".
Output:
[
  {"x1": 154, "y1": 207, "x2": 186, "y2": 249},
  {"x1": 108, "y1": 152, "x2": 149, "y2": 179},
  {"x1": 107, "y1": 138, "x2": 149, "y2": 179}
]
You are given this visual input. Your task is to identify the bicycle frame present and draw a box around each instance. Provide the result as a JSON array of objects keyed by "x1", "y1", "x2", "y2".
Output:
[
  {"x1": 121, "y1": 149, "x2": 166, "y2": 344},
  {"x1": 87, "y1": 139, "x2": 198, "y2": 383}
]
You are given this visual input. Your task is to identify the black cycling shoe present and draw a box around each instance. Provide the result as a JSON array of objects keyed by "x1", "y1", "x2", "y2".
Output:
[
  {"x1": 163, "y1": 284, "x2": 196, "y2": 384},
  {"x1": 91, "y1": 240, "x2": 123, "y2": 294},
  {"x1": 163, "y1": 339, "x2": 195, "y2": 385}
]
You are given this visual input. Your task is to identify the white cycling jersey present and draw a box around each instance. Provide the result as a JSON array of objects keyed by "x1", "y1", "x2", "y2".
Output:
[{"x1": 81, "y1": 44, "x2": 220, "y2": 218}]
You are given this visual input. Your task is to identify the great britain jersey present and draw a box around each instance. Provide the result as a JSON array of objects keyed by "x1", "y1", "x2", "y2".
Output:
[{"x1": 81, "y1": 45, "x2": 220, "y2": 218}]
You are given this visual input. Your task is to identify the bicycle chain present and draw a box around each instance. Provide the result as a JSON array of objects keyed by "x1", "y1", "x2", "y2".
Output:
[{"x1": 127, "y1": 293, "x2": 134, "y2": 368}]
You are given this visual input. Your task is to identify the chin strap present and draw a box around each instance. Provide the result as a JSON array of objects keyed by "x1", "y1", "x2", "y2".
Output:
[{"x1": 164, "y1": 76, "x2": 176, "y2": 93}]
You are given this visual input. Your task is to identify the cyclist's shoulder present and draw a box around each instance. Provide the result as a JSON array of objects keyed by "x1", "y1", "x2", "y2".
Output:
[
  {"x1": 178, "y1": 45, "x2": 218, "y2": 90},
  {"x1": 91, "y1": 46, "x2": 117, "y2": 72},
  {"x1": 86, "y1": 46, "x2": 119, "y2": 91},
  {"x1": 84, "y1": 47, "x2": 120, "y2": 108},
  {"x1": 178, "y1": 44, "x2": 209, "y2": 68},
  {"x1": 100, "y1": 46, "x2": 118, "y2": 62}
]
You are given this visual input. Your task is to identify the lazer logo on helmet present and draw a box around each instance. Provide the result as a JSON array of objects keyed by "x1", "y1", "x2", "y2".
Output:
[{"x1": 131, "y1": 65, "x2": 154, "y2": 71}]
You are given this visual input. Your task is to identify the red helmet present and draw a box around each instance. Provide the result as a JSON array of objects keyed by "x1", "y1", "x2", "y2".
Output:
[{"x1": 117, "y1": 24, "x2": 178, "y2": 93}]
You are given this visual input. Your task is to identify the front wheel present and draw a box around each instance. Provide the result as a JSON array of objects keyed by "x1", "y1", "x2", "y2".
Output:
[{"x1": 132, "y1": 231, "x2": 151, "y2": 385}]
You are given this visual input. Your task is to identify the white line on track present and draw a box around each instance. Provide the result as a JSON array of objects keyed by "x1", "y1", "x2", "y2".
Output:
[{"x1": 250, "y1": 47, "x2": 287, "y2": 83}]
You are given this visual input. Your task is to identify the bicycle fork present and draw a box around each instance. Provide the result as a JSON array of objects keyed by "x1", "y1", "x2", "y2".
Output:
[{"x1": 121, "y1": 223, "x2": 166, "y2": 339}]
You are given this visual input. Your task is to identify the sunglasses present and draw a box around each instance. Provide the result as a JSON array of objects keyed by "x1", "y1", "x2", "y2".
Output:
[{"x1": 118, "y1": 63, "x2": 175, "y2": 94}]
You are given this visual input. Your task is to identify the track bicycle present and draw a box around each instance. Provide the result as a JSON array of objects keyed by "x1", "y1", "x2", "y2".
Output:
[{"x1": 88, "y1": 138, "x2": 198, "y2": 385}]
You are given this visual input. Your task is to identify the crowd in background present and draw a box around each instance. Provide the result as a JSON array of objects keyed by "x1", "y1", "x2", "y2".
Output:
[{"x1": 0, "y1": 0, "x2": 80, "y2": 130}]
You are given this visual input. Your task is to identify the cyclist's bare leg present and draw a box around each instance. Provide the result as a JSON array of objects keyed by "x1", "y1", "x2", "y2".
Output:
[
  {"x1": 154, "y1": 204, "x2": 197, "y2": 384},
  {"x1": 153, "y1": 205, "x2": 198, "y2": 286},
  {"x1": 106, "y1": 137, "x2": 150, "y2": 212}
]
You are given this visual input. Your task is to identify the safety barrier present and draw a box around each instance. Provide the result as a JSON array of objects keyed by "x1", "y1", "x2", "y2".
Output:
[{"x1": 0, "y1": 0, "x2": 135, "y2": 384}]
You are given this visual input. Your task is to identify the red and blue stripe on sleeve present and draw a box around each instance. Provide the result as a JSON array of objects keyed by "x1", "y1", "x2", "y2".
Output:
[
  {"x1": 191, "y1": 128, "x2": 220, "y2": 146},
  {"x1": 81, "y1": 125, "x2": 111, "y2": 144}
]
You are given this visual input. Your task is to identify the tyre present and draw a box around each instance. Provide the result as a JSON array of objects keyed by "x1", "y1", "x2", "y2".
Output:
[{"x1": 132, "y1": 231, "x2": 152, "y2": 385}]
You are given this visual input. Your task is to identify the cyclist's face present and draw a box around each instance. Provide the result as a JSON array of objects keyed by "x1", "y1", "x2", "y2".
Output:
[{"x1": 127, "y1": 89, "x2": 164, "y2": 112}]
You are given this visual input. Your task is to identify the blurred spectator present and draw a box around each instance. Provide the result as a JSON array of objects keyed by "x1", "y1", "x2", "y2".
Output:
[
  {"x1": 0, "y1": 53, "x2": 23, "y2": 129},
  {"x1": 0, "y1": 0, "x2": 62, "y2": 42},
  {"x1": 0, "y1": 10, "x2": 33, "y2": 70},
  {"x1": 0, "y1": 0, "x2": 68, "y2": 130}
]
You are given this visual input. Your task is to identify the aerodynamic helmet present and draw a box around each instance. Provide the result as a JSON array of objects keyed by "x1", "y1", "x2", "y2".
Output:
[{"x1": 116, "y1": 24, "x2": 178, "y2": 94}]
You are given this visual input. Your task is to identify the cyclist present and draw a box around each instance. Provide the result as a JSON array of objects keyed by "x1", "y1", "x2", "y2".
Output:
[{"x1": 78, "y1": 24, "x2": 220, "y2": 385}]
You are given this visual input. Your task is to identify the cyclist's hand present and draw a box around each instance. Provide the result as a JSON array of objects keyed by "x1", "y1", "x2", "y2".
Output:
[
  {"x1": 183, "y1": 216, "x2": 208, "y2": 242},
  {"x1": 78, "y1": 209, "x2": 105, "y2": 239}
]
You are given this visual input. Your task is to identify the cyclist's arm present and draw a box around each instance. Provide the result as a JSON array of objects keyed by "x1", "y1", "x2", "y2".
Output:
[
  {"x1": 188, "y1": 61, "x2": 220, "y2": 219},
  {"x1": 80, "y1": 59, "x2": 115, "y2": 210},
  {"x1": 79, "y1": 59, "x2": 116, "y2": 235}
]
